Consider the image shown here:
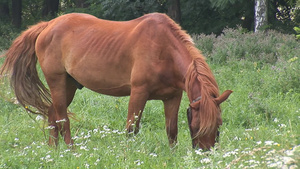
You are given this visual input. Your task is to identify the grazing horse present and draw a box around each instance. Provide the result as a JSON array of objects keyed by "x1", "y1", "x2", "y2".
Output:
[{"x1": 0, "y1": 13, "x2": 232, "y2": 149}]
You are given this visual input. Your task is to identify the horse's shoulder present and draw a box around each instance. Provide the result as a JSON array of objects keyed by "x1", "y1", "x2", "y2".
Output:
[{"x1": 138, "y1": 13, "x2": 170, "y2": 24}]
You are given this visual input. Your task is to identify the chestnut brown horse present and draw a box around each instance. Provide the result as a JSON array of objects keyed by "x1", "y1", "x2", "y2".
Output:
[{"x1": 0, "y1": 13, "x2": 232, "y2": 149}]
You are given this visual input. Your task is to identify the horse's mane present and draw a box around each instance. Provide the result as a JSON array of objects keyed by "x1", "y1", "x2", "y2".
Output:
[{"x1": 156, "y1": 13, "x2": 220, "y2": 136}]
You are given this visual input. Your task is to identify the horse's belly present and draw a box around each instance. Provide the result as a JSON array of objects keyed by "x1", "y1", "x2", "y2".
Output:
[
  {"x1": 69, "y1": 69, "x2": 131, "y2": 96},
  {"x1": 64, "y1": 53, "x2": 132, "y2": 96},
  {"x1": 91, "y1": 84, "x2": 131, "y2": 96}
]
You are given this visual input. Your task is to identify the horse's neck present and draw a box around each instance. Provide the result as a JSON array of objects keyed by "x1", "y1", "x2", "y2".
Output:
[{"x1": 171, "y1": 48, "x2": 193, "y2": 91}]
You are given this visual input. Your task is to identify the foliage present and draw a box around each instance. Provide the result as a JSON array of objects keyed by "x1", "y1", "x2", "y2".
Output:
[
  {"x1": 180, "y1": 0, "x2": 252, "y2": 34},
  {"x1": 21, "y1": 0, "x2": 45, "y2": 25},
  {"x1": 195, "y1": 28, "x2": 300, "y2": 95},
  {"x1": 294, "y1": 26, "x2": 300, "y2": 39},
  {"x1": 0, "y1": 21, "x2": 19, "y2": 51},
  {"x1": 194, "y1": 28, "x2": 300, "y2": 64},
  {"x1": 61, "y1": 0, "x2": 104, "y2": 18},
  {"x1": 0, "y1": 28, "x2": 299, "y2": 168},
  {"x1": 99, "y1": 0, "x2": 166, "y2": 21},
  {"x1": 63, "y1": 0, "x2": 166, "y2": 20},
  {"x1": 267, "y1": 0, "x2": 300, "y2": 33}
]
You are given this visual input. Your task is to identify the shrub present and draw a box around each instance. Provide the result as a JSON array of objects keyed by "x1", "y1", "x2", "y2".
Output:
[
  {"x1": 0, "y1": 22, "x2": 19, "y2": 51},
  {"x1": 193, "y1": 28, "x2": 300, "y2": 65}
]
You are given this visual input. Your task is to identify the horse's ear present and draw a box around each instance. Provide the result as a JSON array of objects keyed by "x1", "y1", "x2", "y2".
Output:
[{"x1": 215, "y1": 90, "x2": 233, "y2": 105}]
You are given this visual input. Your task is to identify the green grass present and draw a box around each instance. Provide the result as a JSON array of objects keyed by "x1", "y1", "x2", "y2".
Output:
[{"x1": 0, "y1": 30, "x2": 299, "y2": 168}]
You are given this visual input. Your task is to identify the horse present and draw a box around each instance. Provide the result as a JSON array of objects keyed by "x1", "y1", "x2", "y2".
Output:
[{"x1": 0, "y1": 13, "x2": 232, "y2": 149}]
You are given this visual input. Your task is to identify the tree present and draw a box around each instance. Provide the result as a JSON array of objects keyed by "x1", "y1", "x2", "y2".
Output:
[
  {"x1": 74, "y1": 0, "x2": 89, "y2": 8},
  {"x1": 207, "y1": 0, "x2": 256, "y2": 32},
  {"x1": 12, "y1": 0, "x2": 22, "y2": 28},
  {"x1": 254, "y1": 0, "x2": 268, "y2": 32},
  {"x1": 42, "y1": 0, "x2": 59, "y2": 17},
  {"x1": 99, "y1": 0, "x2": 166, "y2": 21},
  {"x1": 0, "y1": 0, "x2": 10, "y2": 20},
  {"x1": 167, "y1": 0, "x2": 181, "y2": 24}
]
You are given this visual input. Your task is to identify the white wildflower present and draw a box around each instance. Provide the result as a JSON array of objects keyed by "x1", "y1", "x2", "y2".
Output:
[
  {"x1": 112, "y1": 130, "x2": 119, "y2": 133},
  {"x1": 268, "y1": 161, "x2": 283, "y2": 168},
  {"x1": 282, "y1": 156, "x2": 295, "y2": 165},
  {"x1": 45, "y1": 125, "x2": 55, "y2": 130},
  {"x1": 75, "y1": 142, "x2": 83, "y2": 146},
  {"x1": 200, "y1": 158, "x2": 211, "y2": 164},
  {"x1": 24, "y1": 146, "x2": 31, "y2": 150},
  {"x1": 83, "y1": 133, "x2": 91, "y2": 139},
  {"x1": 36, "y1": 115, "x2": 44, "y2": 121},
  {"x1": 134, "y1": 160, "x2": 144, "y2": 166},
  {"x1": 103, "y1": 125, "x2": 110, "y2": 131},
  {"x1": 195, "y1": 149, "x2": 204, "y2": 155},
  {"x1": 45, "y1": 155, "x2": 53, "y2": 163},
  {"x1": 265, "y1": 141, "x2": 274, "y2": 145},
  {"x1": 72, "y1": 136, "x2": 80, "y2": 140},
  {"x1": 233, "y1": 136, "x2": 241, "y2": 141},
  {"x1": 93, "y1": 128, "x2": 98, "y2": 133},
  {"x1": 149, "y1": 153, "x2": 158, "y2": 157},
  {"x1": 73, "y1": 153, "x2": 82, "y2": 158},
  {"x1": 56, "y1": 118, "x2": 66, "y2": 123},
  {"x1": 223, "y1": 150, "x2": 238, "y2": 158},
  {"x1": 256, "y1": 141, "x2": 262, "y2": 145},
  {"x1": 94, "y1": 159, "x2": 100, "y2": 165},
  {"x1": 278, "y1": 124, "x2": 287, "y2": 128},
  {"x1": 80, "y1": 145, "x2": 89, "y2": 151}
]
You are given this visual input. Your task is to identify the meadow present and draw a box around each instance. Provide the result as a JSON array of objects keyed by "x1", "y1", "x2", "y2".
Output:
[{"x1": 0, "y1": 28, "x2": 299, "y2": 168}]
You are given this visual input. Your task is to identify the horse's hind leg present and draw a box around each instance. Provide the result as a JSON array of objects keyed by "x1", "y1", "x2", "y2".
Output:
[
  {"x1": 46, "y1": 73, "x2": 77, "y2": 146},
  {"x1": 48, "y1": 105, "x2": 58, "y2": 146}
]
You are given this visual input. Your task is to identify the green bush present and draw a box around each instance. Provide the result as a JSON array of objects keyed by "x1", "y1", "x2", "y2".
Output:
[
  {"x1": 0, "y1": 22, "x2": 19, "y2": 51},
  {"x1": 194, "y1": 28, "x2": 300, "y2": 64},
  {"x1": 294, "y1": 26, "x2": 300, "y2": 39}
]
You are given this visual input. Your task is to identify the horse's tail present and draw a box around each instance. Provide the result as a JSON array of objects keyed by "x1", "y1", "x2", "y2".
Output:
[{"x1": 0, "y1": 21, "x2": 51, "y2": 117}]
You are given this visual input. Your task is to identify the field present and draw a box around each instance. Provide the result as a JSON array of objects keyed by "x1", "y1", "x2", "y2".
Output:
[{"x1": 0, "y1": 29, "x2": 299, "y2": 168}]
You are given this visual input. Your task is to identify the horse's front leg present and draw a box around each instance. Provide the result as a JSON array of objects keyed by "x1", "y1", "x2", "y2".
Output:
[
  {"x1": 163, "y1": 91, "x2": 183, "y2": 145},
  {"x1": 126, "y1": 87, "x2": 149, "y2": 134}
]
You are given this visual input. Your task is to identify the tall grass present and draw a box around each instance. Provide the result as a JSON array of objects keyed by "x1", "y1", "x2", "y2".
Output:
[{"x1": 0, "y1": 29, "x2": 299, "y2": 168}]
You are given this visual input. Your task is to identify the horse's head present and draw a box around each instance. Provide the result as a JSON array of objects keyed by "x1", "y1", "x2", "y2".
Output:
[{"x1": 187, "y1": 90, "x2": 232, "y2": 149}]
